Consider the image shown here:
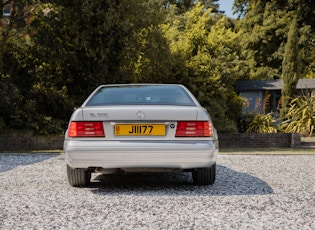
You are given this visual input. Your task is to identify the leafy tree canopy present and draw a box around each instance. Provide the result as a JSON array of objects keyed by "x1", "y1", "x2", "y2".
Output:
[
  {"x1": 1, "y1": 0, "x2": 314, "y2": 134},
  {"x1": 161, "y1": 3, "x2": 245, "y2": 132},
  {"x1": 235, "y1": 0, "x2": 315, "y2": 80}
]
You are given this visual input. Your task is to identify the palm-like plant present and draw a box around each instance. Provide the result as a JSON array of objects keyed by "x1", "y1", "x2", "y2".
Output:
[
  {"x1": 280, "y1": 91, "x2": 315, "y2": 136},
  {"x1": 246, "y1": 113, "x2": 278, "y2": 133},
  {"x1": 245, "y1": 91, "x2": 278, "y2": 133}
]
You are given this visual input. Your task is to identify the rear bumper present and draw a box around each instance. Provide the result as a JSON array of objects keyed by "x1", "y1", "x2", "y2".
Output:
[{"x1": 64, "y1": 139, "x2": 218, "y2": 170}]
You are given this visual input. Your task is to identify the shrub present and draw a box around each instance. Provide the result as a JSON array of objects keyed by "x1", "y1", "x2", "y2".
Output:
[
  {"x1": 246, "y1": 113, "x2": 278, "y2": 133},
  {"x1": 280, "y1": 91, "x2": 315, "y2": 136},
  {"x1": 237, "y1": 112, "x2": 255, "y2": 133}
]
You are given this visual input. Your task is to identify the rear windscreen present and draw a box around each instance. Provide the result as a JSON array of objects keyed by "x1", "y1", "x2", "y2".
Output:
[{"x1": 86, "y1": 85, "x2": 196, "y2": 106}]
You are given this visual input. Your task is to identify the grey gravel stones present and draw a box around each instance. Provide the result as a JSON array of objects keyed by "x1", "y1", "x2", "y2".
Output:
[{"x1": 0, "y1": 153, "x2": 314, "y2": 229}]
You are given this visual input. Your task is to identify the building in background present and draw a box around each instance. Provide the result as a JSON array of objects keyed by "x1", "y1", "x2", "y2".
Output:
[
  {"x1": 3, "y1": 1, "x2": 10, "y2": 16},
  {"x1": 235, "y1": 79, "x2": 315, "y2": 115}
]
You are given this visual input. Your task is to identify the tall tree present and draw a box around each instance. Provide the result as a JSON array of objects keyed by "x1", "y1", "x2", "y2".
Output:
[
  {"x1": 280, "y1": 16, "x2": 300, "y2": 119},
  {"x1": 0, "y1": 0, "x2": 34, "y2": 130},
  {"x1": 1, "y1": 0, "x2": 29, "y2": 78},
  {"x1": 161, "y1": 3, "x2": 245, "y2": 132},
  {"x1": 235, "y1": 0, "x2": 315, "y2": 80},
  {"x1": 1, "y1": 0, "x2": 179, "y2": 134},
  {"x1": 115, "y1": 0, "x2": 176, "y2": 83},
  {"x1": 162, "y1": 0, "x2": 220, "y2": 13}
]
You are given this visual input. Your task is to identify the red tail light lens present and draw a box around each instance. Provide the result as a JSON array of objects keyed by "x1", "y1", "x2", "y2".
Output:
[
  {"x1": 176, "y1": 121, "x2": 212, "y2": 137},
  {"x1": 68, "y1": 121, "x2": 105, "y2": 137}
]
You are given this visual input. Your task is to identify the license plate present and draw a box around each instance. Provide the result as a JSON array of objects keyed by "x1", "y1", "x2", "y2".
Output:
[{"x1": 114, "y1": 124, "x2": 166, "y2": 136}]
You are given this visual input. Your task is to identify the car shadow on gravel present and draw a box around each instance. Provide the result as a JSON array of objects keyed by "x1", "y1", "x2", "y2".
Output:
[
  {"x1": 0, "y1": 153, "x2": 59, "y2": 173},
  {"x1": 89, "y1": 165, "x2": 274, "y2": 196}
]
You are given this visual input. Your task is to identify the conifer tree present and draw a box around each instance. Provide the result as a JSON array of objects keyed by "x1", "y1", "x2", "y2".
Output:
[{"x1": 280, "y1": 16, "x2": 300, "y2": 119}]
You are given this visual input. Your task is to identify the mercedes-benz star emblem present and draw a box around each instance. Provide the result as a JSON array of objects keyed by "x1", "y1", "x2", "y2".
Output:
[{"x1": 136, "y1": 111, "x2": 145, "y2": 119}]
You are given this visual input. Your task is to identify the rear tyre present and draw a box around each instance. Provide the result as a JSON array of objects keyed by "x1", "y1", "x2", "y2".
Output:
[
  {"x1": 67, "y1": 164, "x2": 91, "y2": 187},
  {"x1": 192, "y1": 163, "x2": 216, "y2": 185}
]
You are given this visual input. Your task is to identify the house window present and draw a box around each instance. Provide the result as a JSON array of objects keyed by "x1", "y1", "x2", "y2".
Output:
[
  {"x1": 3, "y1": 3, "x2": 10, "y2": 16},
  {"x1": 240, "y1": 91, "x2": 263, "y2": 114}
]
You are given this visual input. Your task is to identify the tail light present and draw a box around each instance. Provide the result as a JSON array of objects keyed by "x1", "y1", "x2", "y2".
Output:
[
  {"x1": 68, "y1": 121, "x2": 105, "y2": 137},
  {"x1": 176, "y1": 121, "x2": 212, "y2": 137}
]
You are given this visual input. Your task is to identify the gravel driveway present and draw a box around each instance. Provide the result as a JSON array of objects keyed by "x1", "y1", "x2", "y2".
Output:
[{"x1": 0, "y1": 152, "x2": 314, "y2": 229}]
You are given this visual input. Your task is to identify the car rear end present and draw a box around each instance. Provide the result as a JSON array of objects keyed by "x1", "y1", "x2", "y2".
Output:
[{"x1": 64, "y1": 84, "x2": 219, "y2": 186}]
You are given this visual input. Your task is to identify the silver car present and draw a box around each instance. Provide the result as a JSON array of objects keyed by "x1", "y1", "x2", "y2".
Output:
[{"x1": 64, "y1": 84, "x2": 219, "y2": 187}]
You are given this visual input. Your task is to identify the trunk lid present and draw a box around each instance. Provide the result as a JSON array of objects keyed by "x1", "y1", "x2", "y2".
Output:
[{"x1": 80, "y1": 105, "x2": 200, "y2": 121}]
